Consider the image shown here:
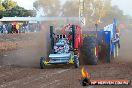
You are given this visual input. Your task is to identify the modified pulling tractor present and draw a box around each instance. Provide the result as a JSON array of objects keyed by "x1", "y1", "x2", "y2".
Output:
[
  {"x1": 40, "y1": 19, "x2": 120, "y2": 68},
  {"x1": 40, "y1": 24, "x2": 83, "y2": 68}
]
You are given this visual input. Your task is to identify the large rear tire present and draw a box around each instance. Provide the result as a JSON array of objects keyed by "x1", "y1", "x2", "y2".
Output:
[{"x1": 82, "y1": 37, "x2": 98, "y2": 65}]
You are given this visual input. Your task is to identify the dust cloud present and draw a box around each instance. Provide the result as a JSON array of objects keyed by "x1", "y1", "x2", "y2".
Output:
[
  {"x1": 1, "y1": 24, "x2": 132, "y2": 67},
  {"x1": 117, "y1": 29, "x2": 132, "y2": 62},
  {"x1": 2, "y1": 24, "x2": 50, "y2": 67}
]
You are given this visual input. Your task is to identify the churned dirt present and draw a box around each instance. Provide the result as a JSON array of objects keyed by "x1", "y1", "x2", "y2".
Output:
[{"x1": 0, "y1": 29, "x2": 132, "y2": 88}]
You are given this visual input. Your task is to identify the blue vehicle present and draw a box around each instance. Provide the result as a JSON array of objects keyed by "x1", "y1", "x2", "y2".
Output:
[
  {"x1": 98, "y1": 19, "x2": 120, "y2": 62},
  {"x1": 81, "y1": 19, "x2": 120, "y2": 65}
]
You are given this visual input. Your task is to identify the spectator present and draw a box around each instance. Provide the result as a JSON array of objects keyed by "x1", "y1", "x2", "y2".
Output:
[
  {"x1": 2, "y1": 24, "x2": 8, "y2": 34},
  {"x1": 0, "y1": 25, "x2": 2, "y2": 34},
  {"x1": 7, "y1": 24, "x2": 13, "y2": 34}
]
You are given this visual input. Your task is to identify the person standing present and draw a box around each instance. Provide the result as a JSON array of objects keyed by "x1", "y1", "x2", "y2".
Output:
[
  {"x1": 16, "y1": 23, "x2": 20, "y2": 33},
  {"x1": 0, "y1": 25, "x2": 2, "y2": 34},
  {"x1": 2, "y1": 24, "x2": 8, "y2": 34},
  {"x1": 116, "y1": 28, "x2": 120, "y2": 48},
  {"x1": 7, "y1": 24, "x2": 12, "y2": 34}
]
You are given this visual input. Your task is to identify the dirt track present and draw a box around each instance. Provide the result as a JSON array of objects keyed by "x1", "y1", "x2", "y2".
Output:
[{"x1": 0, "y1": 29, "x2": 132, "y2": 88}]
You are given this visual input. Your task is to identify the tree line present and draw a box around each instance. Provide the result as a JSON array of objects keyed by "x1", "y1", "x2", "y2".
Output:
[
  {"x1": 33, "y1": 0, "x2": 131, "y2": 28},
  {"x1": 0, "y1": 0, "x2": 36, "y2": 18}
]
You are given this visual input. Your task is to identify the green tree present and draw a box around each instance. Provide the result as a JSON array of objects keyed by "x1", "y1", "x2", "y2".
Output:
[
  {"x1": 2, "y1": 6, "x2": 36, "y2": 17},
  {"x1": 0, "y1": 0, "x2": 36, "y2": 17},
  {"x1": 0, "y1": 0, "x2": 5, "y2": 11},
  {"x1": 0, "y1": 0, "x2": 5, "y2": 18},
  {"x1": 2, "y1": 0, "x2": 17, "y2": 10}
]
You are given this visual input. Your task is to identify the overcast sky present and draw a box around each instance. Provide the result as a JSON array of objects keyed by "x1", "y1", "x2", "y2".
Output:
[
  {"x1": 13, "y1": 0, "x2": 132, "y2": 16},
  {"x1": 112, "y1": 0, "x2": 132, "y2": 16}
]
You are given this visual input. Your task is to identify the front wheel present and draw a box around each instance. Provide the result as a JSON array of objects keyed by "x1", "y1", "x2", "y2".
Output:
[
  {"x1": 74, "y1": 56, "x2": 80, "y2": 68},
  {"x1": 40, "y1": 57, "x2": 45, "y2": 69}
]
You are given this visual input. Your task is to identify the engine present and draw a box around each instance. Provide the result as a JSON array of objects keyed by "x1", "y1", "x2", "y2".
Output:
[{"x1": 54, "y1": 39, "x2": 70, "y2": 54}]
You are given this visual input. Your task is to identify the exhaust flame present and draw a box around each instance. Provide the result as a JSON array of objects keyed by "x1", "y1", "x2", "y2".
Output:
[{"x1": 81, "y1": 67, "x2": 90, "y2": 78}]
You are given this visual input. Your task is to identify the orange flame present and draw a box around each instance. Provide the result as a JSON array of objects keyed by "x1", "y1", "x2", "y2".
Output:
[{"x1": 81, "y1": 67, "x2": 90, "y2": 78}]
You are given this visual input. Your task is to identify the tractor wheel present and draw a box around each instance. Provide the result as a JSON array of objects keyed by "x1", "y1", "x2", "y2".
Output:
[
  {"x1": 74, "y1": 56, "x2": 80, "y2": 68},
  {"x1": 82, "y1": 37, "x2": 98, "y2": 65},
  {"x1": 40, "y1": 57, "x2": 45, "y2": 69}
]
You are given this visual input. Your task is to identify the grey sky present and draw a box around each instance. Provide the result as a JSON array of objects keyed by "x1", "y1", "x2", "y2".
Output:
[
  {"x1": 14, "y1": 0, "x2": 132, "y2": 16},
  {"x1": 111, "y1": 0, "x2": 132, "y2": 16}
]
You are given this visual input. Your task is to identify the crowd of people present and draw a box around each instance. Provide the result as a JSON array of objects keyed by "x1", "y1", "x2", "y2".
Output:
[{"x1": 0, "y1": 23, "x2": 39, "y2": 34}]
